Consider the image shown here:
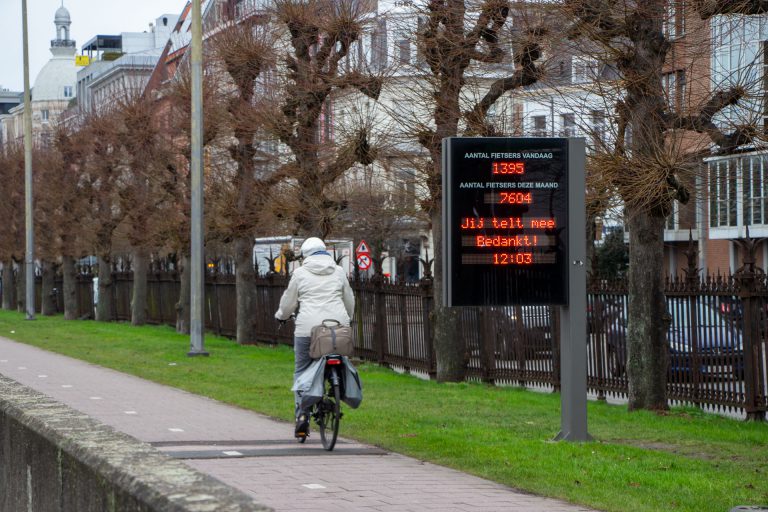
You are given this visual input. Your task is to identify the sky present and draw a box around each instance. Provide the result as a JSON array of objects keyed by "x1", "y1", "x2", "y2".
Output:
[{"x1": 0, "y1": 0, "x2": 188, "y2": 92}]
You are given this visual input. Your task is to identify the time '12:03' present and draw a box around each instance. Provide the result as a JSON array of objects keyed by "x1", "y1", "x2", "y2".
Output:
[{"x1": 493, "y1": 253, "x2": 533, "y2": 265}]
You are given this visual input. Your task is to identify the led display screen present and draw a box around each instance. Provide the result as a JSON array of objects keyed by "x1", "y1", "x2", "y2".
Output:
[{"x1": 443, "y1": 137, "x2": 569, "y2": 306}]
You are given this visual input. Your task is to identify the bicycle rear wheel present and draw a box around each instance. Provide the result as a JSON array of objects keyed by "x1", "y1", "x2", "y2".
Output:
[{"x1": 318, "y1": 369, "x2": 341, "y2": 451}]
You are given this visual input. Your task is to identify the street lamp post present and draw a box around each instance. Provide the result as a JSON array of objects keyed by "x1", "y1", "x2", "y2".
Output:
[
  {"x1": 21, "y1": 0, "x2": 35, "y2": 321},
  {"x1": 188, "y1": 0, "x2": 208, "y2": 356}
]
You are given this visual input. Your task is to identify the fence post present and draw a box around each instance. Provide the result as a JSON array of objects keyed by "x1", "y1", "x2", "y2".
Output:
[
  {"x1": 478, "y1": 308, "x2": 496, "y2": 384},
  {"x1": 683, "y1": 236, "x2": 703, "y2": 406},
  {"x1": 399, "y1": 292, "x2": 410, "y2": 372},
  {"x1": 418, "y1": 252, "x2": 436, "y2": 378},
  {"x1": 156, "y1": 270, "x2": 165, "y2": 325},
  {"x1": 372, "y1": 261, "x2": 388, "y2": 366},
  {"x1": 734, "y1": 231, "x2": 767, "y2": 421},
  {"x1": 591, "y1": 293, "x2": 606, "y2": 401},
  {"x1": 513, "y1": 305, "x2": 527, "y2": 387},
  {"x1": 551, "y1": 306, "x2": 561, "y2": 393},
  {"x1": 212, "y1": 270, "x2": 222, "y2": 336}
]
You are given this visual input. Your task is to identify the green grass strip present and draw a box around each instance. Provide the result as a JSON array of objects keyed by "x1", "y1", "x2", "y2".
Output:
[{"x1": 0, "y1": 310, "x2": 766, "y2": 512}]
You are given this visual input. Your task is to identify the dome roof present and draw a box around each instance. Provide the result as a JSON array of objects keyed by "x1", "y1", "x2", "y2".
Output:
[
  {"x1": 55, "y1": 6, "x2": 71, "y2": 23},
  {"x1": 32, "y1": 50, "x2": 76, "y2": 102}
]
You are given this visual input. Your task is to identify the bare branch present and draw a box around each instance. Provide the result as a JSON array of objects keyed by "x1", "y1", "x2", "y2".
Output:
[
  {"x1": 465, "y1": 29, "x2": 545, "y2": 135},
  {"x1": 465, "y1": 0, "x2": 510, "y2": 63},
  {"x1": 666, "y1": 87, "x2": 754, "y2": 152},
  {"x1": 694, "y1": 0, "x2": 768, "y2": 18}
]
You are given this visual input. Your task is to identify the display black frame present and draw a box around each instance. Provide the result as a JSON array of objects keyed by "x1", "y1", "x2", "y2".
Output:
[{"x1": 442, "y1": 137, "x2": 569, "y2": 306}]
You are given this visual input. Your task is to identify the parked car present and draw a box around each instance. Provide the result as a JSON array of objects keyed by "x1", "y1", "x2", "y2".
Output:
[
  {"x1": 717, "y1": 296, "x2": 768, "y2": 336},
  {"x1": 588, "y1": 297, "x2": 623, "y2": 334},
  {"x1": 484, "y1": 306, "x2": 552, "y2": 360},
  {"x1": 604, "y1": 300, "x2": 744, "y2": 380}
]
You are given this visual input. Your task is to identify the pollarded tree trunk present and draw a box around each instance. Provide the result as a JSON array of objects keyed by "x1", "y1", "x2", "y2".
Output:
[
  {"x1": 61, "y1": 255, "x2": 77, "y2": 320},
  {"x1": 431, "y1": 209, "x2": 464, "y2": 381},
  {"x1": 41, "y1": 260, "x2": 56, "y2": 316},
  {"x1": 626, "y1": 208, "x2": 669, "y2": 410},
  {"x1": 176, "y1": 253, "x2": 191, "y2": 334},
  {"x1": 620, "y1": 0, "x2": 671, "y2": 411},
  {"x1": 1, "y1": 261, "x2": 14, "y2": 310},
  {"x1": 15, "y1": 259, "x2": 25, "y2": 313},
  {"x1": 235, "y1": 236, "x2": 255, "y2": 344},
  {"x1": 96, "y1": 254, "x2": 113, "y2": 322},
  {"x1": 131, "y1": 249, "x2": 148, "y2": 326}
]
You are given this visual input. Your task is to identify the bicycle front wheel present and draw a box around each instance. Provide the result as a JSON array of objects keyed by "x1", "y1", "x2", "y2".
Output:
[{"x1": 319, "y1": 369, "x2": 341, "y2": 451}]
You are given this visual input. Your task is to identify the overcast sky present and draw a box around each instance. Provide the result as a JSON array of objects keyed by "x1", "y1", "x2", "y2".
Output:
[{"x1": 0, "y1": 0, "x2": 187, "y2": 92}]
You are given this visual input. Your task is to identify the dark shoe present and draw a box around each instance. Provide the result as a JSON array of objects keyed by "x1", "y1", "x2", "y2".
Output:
[{"x1": 294, "y1": 413, "x2": 309, "y2": 439}]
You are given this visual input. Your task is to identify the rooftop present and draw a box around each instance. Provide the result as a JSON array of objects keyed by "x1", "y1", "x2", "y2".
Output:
[{"x1": 83, "y1": 35, "x2": 122, "y2": 53}]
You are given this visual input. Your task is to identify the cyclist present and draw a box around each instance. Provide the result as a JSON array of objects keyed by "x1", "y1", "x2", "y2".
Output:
[{"x1": 274, "y1": 237, "x2": 355, "y2": 438}]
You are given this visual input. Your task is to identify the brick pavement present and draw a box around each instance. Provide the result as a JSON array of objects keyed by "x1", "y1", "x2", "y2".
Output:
[{"x1": 0, "y1": 336, "x2": 598, "y2": 512}]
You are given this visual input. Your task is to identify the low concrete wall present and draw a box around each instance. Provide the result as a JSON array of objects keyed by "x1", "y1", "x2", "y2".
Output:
[{"x1": 0, "y1": 375, "x2": 272, "y2": 512}]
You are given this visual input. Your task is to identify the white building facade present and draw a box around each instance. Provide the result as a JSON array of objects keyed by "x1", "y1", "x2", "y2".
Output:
[
  {"x1": 1, "y1": 5, "x2": 78, "y2": 147},
  {"x1": 76, "y1": 13, "x2": 179, "y2": 114}
]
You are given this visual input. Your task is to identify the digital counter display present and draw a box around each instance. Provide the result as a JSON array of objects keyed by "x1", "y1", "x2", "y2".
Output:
[{"x1": 443, "y1": 137, "x2": 569, "y2": 306}]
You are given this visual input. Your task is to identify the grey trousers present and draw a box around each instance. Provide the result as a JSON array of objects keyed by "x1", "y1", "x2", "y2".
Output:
[{"x1": 293, "y1": 336, "x2": 312, "y2": 417}]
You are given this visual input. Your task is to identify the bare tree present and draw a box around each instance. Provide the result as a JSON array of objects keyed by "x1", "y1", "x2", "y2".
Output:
[
  {"x1": 160, "y1": 59, "x2": 226, "y2": 334},
  {"x1": 563, "y1": 0, "x2": 760, "y2": 410},
  {"x1": 258, "y1": 0, "x2": 383, "y2": 238},
  {"x1": 404, "y1": 0, "x2": 547, "y2": 381},
  {"x1": 198, "y1": 0, "x2": 385, "y2": 343},
  {"x1": 112, "y1": 91, "x2": 175, "y2": 326},
  {"x1": 209, "y1": 16, "x2": 278, "y2": 344},
  {"x1": 49, "y1": 126, "x2": 91, "y2": 320},
  {"x1": 338, "y1": 166, "x2": 428, "y2": 270},
  {"x1": 0, "y1": 143, "x2": 24, "y2": 311},
  {"x1": 33, "y1": 142, "x2": 63, "y2": 316},
  {"x1": 78, "y1": 109, "x2": 125, "y2": 322}
]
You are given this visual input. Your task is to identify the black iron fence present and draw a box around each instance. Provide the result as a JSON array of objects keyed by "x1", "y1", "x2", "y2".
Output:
[{"x1": 1, "y1": 266, "x2": 766, "y2": 420}]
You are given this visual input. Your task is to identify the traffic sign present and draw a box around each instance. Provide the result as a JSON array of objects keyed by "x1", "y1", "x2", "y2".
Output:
[
  {"x1": 356, "y1": 240, "x2": 370, "y2": 254},
  {"x1": 357, "y1": 253, "x2": 372, "y2": 270}
]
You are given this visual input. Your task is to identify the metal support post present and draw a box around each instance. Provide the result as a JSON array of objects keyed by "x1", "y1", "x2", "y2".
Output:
[
  {"x1": 188, "y1": 0, "x2": 208, "y2": 356},
  {"x1": 555, "y1": 138, "x2": 591, "y2": 442},
  {"x1": 22, "y1": 0, "x2": 35, "y2": 321}
]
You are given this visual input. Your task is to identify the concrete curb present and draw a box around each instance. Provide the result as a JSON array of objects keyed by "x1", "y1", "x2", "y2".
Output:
[{"x1": 0, "y1": 374, "x2": 273, "y2": 512}]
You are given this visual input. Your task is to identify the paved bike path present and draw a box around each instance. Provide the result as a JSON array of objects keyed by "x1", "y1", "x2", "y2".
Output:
[{"x1": 0, "y1": 336, "x2": 597, "y2": 512}]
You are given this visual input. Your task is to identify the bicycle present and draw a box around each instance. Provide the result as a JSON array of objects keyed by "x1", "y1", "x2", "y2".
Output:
[
  {"x1": 298, "y1": 353, "x2": 344, "y2": 451},
  {"x1": 279, "y1": 318, "x2": 346, "y2": 451}
]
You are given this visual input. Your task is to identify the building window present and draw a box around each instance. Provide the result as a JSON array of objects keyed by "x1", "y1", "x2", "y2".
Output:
[
  {"x1": 41, "y1": 109, "x2": 49, "y2": 122},
  {"x1": 664, "y1": 0, "x2": 685, "y2": 39},
  {"x1": 709, "y1": 159, "x2": 738, "y2": 227},
  {"x1": 322, "y1": 99, "x2": 333, "y2": 143},
  {"x1": 372, "y1": 19, "x2": 388, "y2": 71},
  {"x1": 390, "y1": 159, "x2": 416, "y2": 211},
  {"x1": 532, "y1": 115, "x2": 547, "y2": 136},
  {"x1": 744, "y1": 155, "x2": 768, "y2": 225},
  {"x1": 590, "y1": 110, "x2": 606, "y2": 148},
  {"x1": 663, "y1": 70, "x2": 686, "y2": 113},
  {"x1": 416, "y1": 16, "x2": 427, "y2": 67},
  {"x1": 560, "y1": 113, "x2": 577, "y2": 137},
  {"x1": 64, "y1": 86, "x2": 73, "y2": 98},
  {"x1": 571, "y1": 57, "x2": 598, "y2": 84},
  {"x1": 666, "y1": 202, "x2": 678, "y2": 230},
  {"x1": 711, "y1": 17, "x2": 762, "y2": 128},
  {"x1": 511, "y1": 104, "x2": 524, "y2": 136},
  {"x1": 398, "y1": 38, "x2": 411, "y2": 65}
]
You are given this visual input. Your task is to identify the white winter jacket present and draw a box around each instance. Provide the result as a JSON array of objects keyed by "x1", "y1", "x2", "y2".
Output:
[{"x1": 274, "y1": 253, "x2": 355, "y2": 337}]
